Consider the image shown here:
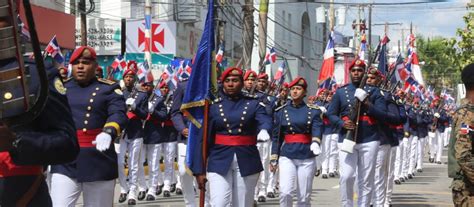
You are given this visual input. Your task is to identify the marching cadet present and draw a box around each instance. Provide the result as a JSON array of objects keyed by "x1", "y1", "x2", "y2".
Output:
[
  {"x1": 432, "y1": 98, "x2": 449, "y2": 164},
  {"x1": 448, "y1": 63, "x2": 474, "y2": 206},
  {"x1": 195, "y1": 67, "x2": 272, "y2": 207},
  {"x1": 242, "y1": 69, "x2": 257, "y2": 95},
  {"x1": 0, "y1": 8, "x2": 79, "y2": 205},
  {"x1": 394, "y1": 90, "x2": 408, "y2": 185},
  {"x1": 407, "y1": 98, "x2": 422, "y2": 179},
  {"x1": 157, "y1": 81, "x2": 178, "y2": 198},
  {"x1": 416, "y1": 103, "x2": 432, "y2": 173},
  {"x1": 118, "y1": 69, "x2": 148, "y2": 205},
  {"x1": 270, "y1": 77, "x2": 323, "y2": 207},
  {"x1": 50, "y1": 46, "x2": 127, "y2": 206},
  {"x1": 319, "y1": 89, "x2": 339, "y2": 179},
  {"x1": 141, "y1": 81, "x2": 168, "y2": 200},
  {"x1": 327, "y1": 60, "x2": 387, "y2": 207}
]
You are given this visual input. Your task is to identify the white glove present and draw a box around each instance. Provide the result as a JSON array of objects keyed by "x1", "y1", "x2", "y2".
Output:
[
  {"x1": 257, "y1": 129, "x2": 270, "y2": 142},
  {"x1": 434, "y1": 113, "x2": 440, "y2": 118},
  {"x1": 319, "y1": 106, "x2": 327, "y2": 114},
  {"x1": 125, "y1": 98, "x2": 136, "y2": 106},
  {"x1": 310, "y1": 142, "x2": 321, "y2": 156},
  {"x1": 92, "y1": 132, "x2": 112, "y2": 152},
  {"x1": 354, "y1": 88, "x2": 368, "y2": 102},
  {"x1": 148, "y1": 101, "x2": 155, "y2": 113}
]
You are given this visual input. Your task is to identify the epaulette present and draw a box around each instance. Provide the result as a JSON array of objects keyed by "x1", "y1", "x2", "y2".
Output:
[
  {"x1": 275, "y1": 103, "x2": 287, "y2": 112},
  {"x1": 210, "y1": 97, "x2": 222, "y2": 104},
  {"x1": 98, "y1": 78, "x2": 116, "y2": 85},
  {"x1": 307, "y1": 103, "x2": 320, "y2": 110},
  {"x1": 243, "y1": 93, "x2": 258, "y2": 99}
]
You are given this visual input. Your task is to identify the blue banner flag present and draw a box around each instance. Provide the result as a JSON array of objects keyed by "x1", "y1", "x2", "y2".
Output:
[{"x1": 181, "y1": 0, "x2": 215, "y2": 175}]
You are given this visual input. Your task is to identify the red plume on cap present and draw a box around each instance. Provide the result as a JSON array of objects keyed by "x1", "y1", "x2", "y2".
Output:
[
  {"x1": 122, "y1": 69, "x2": 136, "y2": 78},
  {"x1": 220, "y1": 67, "x2": 243, "y2": 81},
  {"x1": 70, "y1": 46, "x2": 97, "y2": 64},
  {"x1": 282, "y1": 82, "x2": 289, "y2": 88},
  {"x1": 243, "y1": 70, "x2": 257, "y2": 80},
  {"x1": 289, "y1": 77, "x2": 307, "y2": 90},
  {"x1": 257, "y1": 73, "x2": 268, "y2": 80},
  {"x1": 349, "y1": 59, "x2": 366, "y2": 70}
]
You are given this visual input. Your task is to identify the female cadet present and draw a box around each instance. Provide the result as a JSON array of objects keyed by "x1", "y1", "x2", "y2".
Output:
[
  {"x1": 270, "y1": 77, "x2": 323, "y2": 207},
  {"x1": 195, "y1": 67, "x2": 272, "y2": 207}
]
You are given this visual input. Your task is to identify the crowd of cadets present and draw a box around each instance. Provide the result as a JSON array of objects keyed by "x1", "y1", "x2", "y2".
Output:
[{"x1": 50, "y1": 46, "x2": 454, "y2": 207}]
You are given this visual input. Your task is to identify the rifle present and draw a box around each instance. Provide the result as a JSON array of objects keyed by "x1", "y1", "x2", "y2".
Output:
[{"x1": 142, "y1": 76, "x2": 164, "y2": 128}]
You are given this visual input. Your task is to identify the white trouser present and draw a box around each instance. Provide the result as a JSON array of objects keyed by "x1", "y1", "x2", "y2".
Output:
[
  {"x1": 137, "y1": 146, "x2": 147, "y2": 192},
  {"x1": 321, "y1": 133, "x2": 338, "y2": 174},
  {"x1": 372, "y1": 144, "x2": 390, "y2": 207},
  {"x1": 428, "y1": 132, "x2": 436, "y2": 158},
  {"x1": 141, "y1": 144, "x2": 161, "y2": 195},
  {"x1": 401, "y1": 137, "x2": 410, "y2": 177},
  {"x1": 279, "y1": 156, "x2": 316, "y2": 207},
  {"x1": 255, "y1": 141, "x2": 270, "y2": 197},
  {"x1": 50, "y1": 173, "x2": 115, "y2": 207},
  {"x1": 416, "y1": 137, "x2": 426, "y2": 170},
  {"x1": 385, "y1": 147, "x2": 397, "y2": 206},
  {"x1": 436, "y1": 131, "x2": 444, "y2": 162},
  {"x1": 444, "y1": 127, "x2": 451, "y2": 147},
  {"x1": 118, "y1": 138, "x2": 143, "y2": 199},
  {"x1": 408, "y1": 136, "x2": 418, "y2": 174},
  {"x1": 330, "y1": 135, "x2": 339, "y2": 172},
  {"x1": 161, "y1": 142, "x2": 177, "y2": 191},
  {"x1": 178, "y1": 143, "x2": 197, "y2": 207},
  {"x1": 338, "y1": 141, "x2": 380, "y2": 207},
  {"x1": 394, "y1": 144, "x2": 404, "y2": 179},
  {"x1": 208, "y1": 154, "x2": 259, "y2": 207},
  {"x1": 266, "y1": 141, "x2": 278, "y2": 193}
]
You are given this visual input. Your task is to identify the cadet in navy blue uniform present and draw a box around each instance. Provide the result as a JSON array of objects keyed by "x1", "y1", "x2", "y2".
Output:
[
  {"x1": 242, "y1": 70, "x2": 257, "y2": 95},
  {"x1": 0, "y1": 55, "x2": 79, "y2": 207},
  {"x1": 327, "y1": 60, "x2": 387, "y2": 207},
  {"x1": 415, "y1": 105, "x2": 431, "y2": 173},
  {"x1": 432, "y1": 98, "x2": 448, "y2": 164},
  {"x1": 318, "y1": 89, "x2": 339, "y2": 179},
  {"x1": 140, "y1": 81, "x2": 168, "y2": 199},
  {"x1": 195, "y1": 67, "x2": 272, "y2": 207},
  {"x1": 270, "y1": 77, "x2": 323, "y2": 207},
  {"x1": 118, "y1": 69, "x2": 149, "y2": 205},
  {"x1": 50, "y1": 46, "x2": 127, "y2": 207}
]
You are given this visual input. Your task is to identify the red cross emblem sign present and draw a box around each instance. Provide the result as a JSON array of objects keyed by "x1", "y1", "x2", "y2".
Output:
[{"x1": 138, "y1": 23, "x2": 165, "y2": 53}]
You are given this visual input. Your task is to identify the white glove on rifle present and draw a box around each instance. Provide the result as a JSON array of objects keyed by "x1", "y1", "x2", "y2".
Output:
[
  {"x1": 434, "y1": 113, "x2": 440, "y2": 118},
  {"x1": 310, "y1": 142, "x2": 321, "y2": 156},
  {"x1": 93, "y1": 132, "x2": 112, "y2": 152},
  {"x1": 126, "y1": 98, "x2": 136, "y2": 110},
  {"x1": 148, "y1": 101, "x2": 155, "y2": 113},
  {"x1": 319, "y1": 106, "x2": 327, "y2": 114},
  {"x1": 257, "y1": 129, "x2": 270, "y2": 142},
  {"x1": 354, "y1": 88, "x2": 369, "y2": 102}
]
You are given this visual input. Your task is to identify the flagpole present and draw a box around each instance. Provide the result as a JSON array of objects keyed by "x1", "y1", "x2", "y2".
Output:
[{"x1": 199, "y1": 99, "x2": 209, "y2": 207}]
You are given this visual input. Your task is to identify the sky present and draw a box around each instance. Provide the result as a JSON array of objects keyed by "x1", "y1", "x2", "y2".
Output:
[{"x1": 334, "y1": 0, "x2": 471, "y2": 50}]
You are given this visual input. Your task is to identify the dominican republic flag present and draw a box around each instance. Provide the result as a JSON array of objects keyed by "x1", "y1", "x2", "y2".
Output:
[
  {"x1": 359, "y1": 33, "x2": 367, "y2": 61},
  {"x1": 110, "y1": 54, "x2": 127, "y2": 72},
  {"x1": 318, "y1": 31, "x2": 335, "y2": 83},
  {"x1": 179, "y1": 59, "x2": 192, "y2": 81},
  {"x1": 407, "y1": 48, "x2": 424, "y2": 85},
  {"x1": 460, "y1": 123, "x2": 472, "y2": 135},
  {"x1": 394, "y1": 54, "x2": 410, "y2": 82},
  {"x1": 44, "y1": 35, "x2": 64, "y2": 64},
  {"x1": 215, "y1": 43, "x2": 224, "y2": 63},
  {"x1": 265, "y1": 47, "x2": 276, "y2": 65},
  {"x1": 403, "y1": 77, "x2": 419, "y2": 93},
  {"x1": 377, "y1": 35, "x2": 390, "y2": 76},
  {"x1": 137, "y1": 60, "x2": 153, "y2": 83},
  {"x1": 17, "y1": 15, "x2": 30, "y2": 40},
  {"x1": 274, "y1": 61, "x2": 286, "y2": 81}
]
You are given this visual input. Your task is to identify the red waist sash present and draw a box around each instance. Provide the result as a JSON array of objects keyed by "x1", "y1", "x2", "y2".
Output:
[
  {"x1": 284, "y1": 134, "x2": 311, "y2": 144},
  {"x1": 77, "y1": 129, "x2": 102, "y2": 148},
  {"x1": 342, "y1": 115, "x2": 376, "y2": 125},
  {"x1": 215, "y1": 134, "x2": 256, "y2": 146}
]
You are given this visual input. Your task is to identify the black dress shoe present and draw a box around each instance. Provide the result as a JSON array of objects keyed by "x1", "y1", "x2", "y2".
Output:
[
  {"x1": 267, "y1": 192, "x2": 275, "y2": 198},
  {"x1": 329, "y1": 172, "x2": 335, "y2": 178},
  {"x1": 176, "y1": 188, "x2": 183, "y2": 195},
  {"x1": 258, "y1": 195, "x2": 266, "y2": 202},
  {"x1": 394, "y1": 179, "x2": 401, "y2": 185},
  {"x1": 315, "y1": 169, "x2": 321, "y2": 177},
  {"x1": 146, "y1": 194, "x2": 156, "y2": 201},
  {"x1": 118, "y1": 193, "x2": 127, "y2": 203},
  {"x1": 411, "y1": 173, "x2": 416, "y2": 177},
  {"x1": 417, "y1": 169, "x2": 423, "y2": 173},
  {"x1": 156, "y1": 185, "x2": 163, "y2": 196},
  {"x1": 170, "y1": 183, "x2": 176, "y2": 193},
  {"x1": 138, "y1": 191, "x2": 146, "y2": 201},
  {"x1": 163, "y1": 190, "x2": 171, "y2": 197},
  {"x1": 322, "y1": 174, "x2": 328, "y2": 179},
  {"x1": 429, "y1": 157, "x2": 434, "y2": 163},
  {"x1": 437, "y1": 161, "x2": 442, "y2": 164},
  {"x1": 128, "y1": 198, "x2": 137, "y2": 205},
  {"x1": 408, "y1": 174, "x2": 413, "y2": 179},
  {"x1": 400, "y1": 177, "x2": 405, "y2": 182}
]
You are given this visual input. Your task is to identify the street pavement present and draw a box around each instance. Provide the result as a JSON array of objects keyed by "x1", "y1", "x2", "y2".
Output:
[{"x1": 76, "y1": 148, "x2": 452, "y2": 206}]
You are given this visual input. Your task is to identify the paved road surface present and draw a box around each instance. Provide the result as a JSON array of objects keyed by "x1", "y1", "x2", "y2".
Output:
[{"x1": 75, "y1": 148, "x2": 452, "y2": 206}]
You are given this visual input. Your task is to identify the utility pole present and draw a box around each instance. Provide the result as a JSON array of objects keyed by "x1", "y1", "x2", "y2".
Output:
[
  {"x1": 242, "y1": 0, "x2": 254, "y2": 69},
  {"x1": 355, "y1": 5, "x2": 361, "y2": 56},
  {"x1": 368, "y1": 5, "x2": 372, "y2": 62},
  {"x1": 144, "y1": 0, "x2": 152, "y2": 64},
  {"x1": 79, "y1": 0, "x2": 87, "y2": 46},
  {"x1": 216, "y1": 0, "x2": 226, "y2": 46},
  {"x1": 258, "y1": 0, "x2": 269, "y2": 71},
  {"x1": 329, "y1": 0, "x2": 335, "y2": 30}
]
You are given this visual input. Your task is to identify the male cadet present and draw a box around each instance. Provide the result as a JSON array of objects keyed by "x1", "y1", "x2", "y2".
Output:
[
  {"x1": 118, "y1": 69, "x2": 148, "y2": 205},
  {"x1": 0, "y1": 9, "x2": 79, "y2": 206},
  {"x1": 242, "y1": 70, "x2": 257, "y2": 94},
  {"x1": 171, "y1": 76, "x2": 207, "y2": 207},
  {"x1": 50, "y1": 46, "x2": 127, "y2": 206},
  {"x1": 406, "y1": 98, "x2": 422, "y2": 179},
  {"x1": 394, "y1": 90, "x2": 408, "y2": 185},
  {"x1": 140, "y1": 81, "x2": 168, "y2": 199},
  {"x1": 318, "y1": 89, "x2": 339, "y2": 179},
  {"x1": 448, "y1": 63, "x2": 474, "y2": 206},
  {"x1": 416, "y1": 102, "x2": 432, "y2": 173},
  {"x1": 432, "y1": 98, "x2": 449, "y2": 164},
  {"x1": 327, "y1": 60, "x2": 386, "y2": 207}
]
